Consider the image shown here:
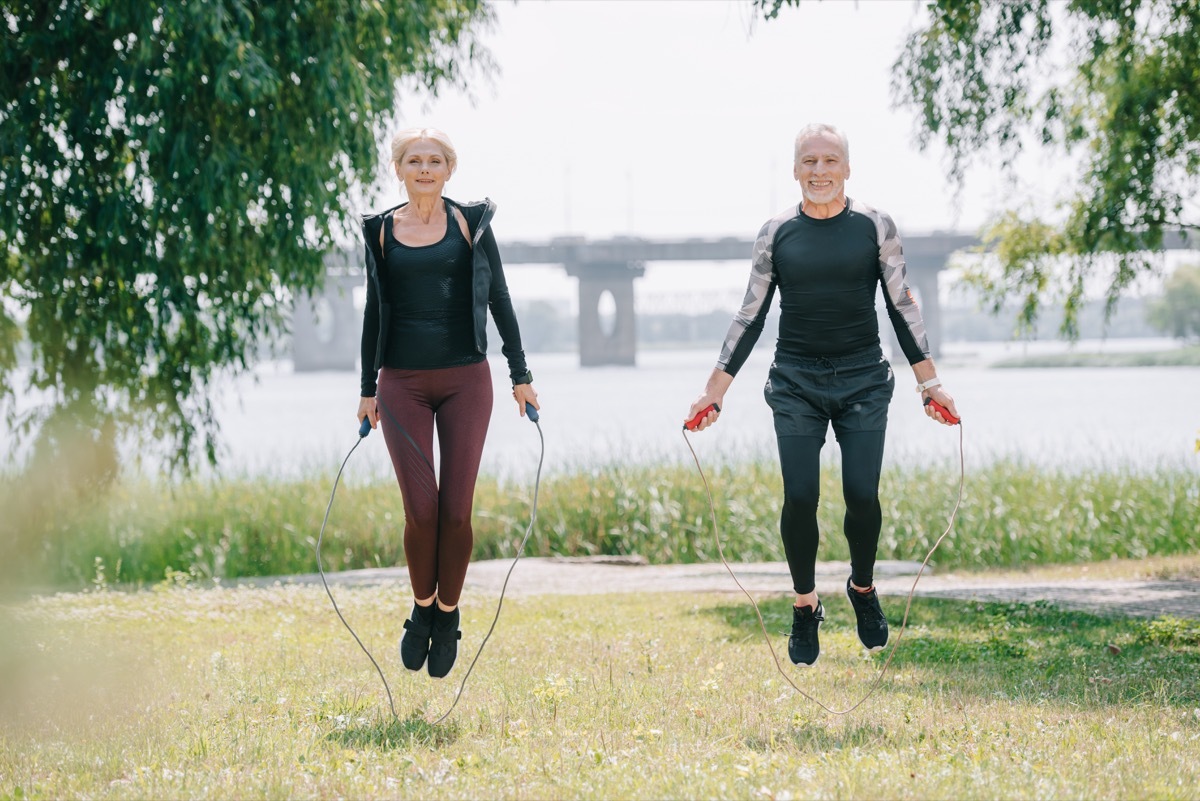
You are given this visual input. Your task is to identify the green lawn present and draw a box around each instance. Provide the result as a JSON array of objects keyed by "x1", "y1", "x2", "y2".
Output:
[{"x1": 3, "y1": 583, "x2": 1198, "y2": 800}]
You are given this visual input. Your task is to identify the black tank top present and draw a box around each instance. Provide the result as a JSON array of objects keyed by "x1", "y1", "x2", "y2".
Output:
[{"x1": 380, "y1": 200, "x2": 482, "y2": 370}]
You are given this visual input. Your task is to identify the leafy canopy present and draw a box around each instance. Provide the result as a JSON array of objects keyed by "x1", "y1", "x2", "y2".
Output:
[
  {"x1": 0, "y1": 0, "x2": 492, "y2": 477},
  {"x1": 755, "y1": 0, "x2": 1200, "y2": 336},
  {"x1": 1146, "y1": 264, "x2": 1200, "y2": 341}
]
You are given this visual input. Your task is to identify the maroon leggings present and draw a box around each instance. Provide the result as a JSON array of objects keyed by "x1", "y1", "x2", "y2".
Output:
[{"x1": 376, "y1": 360, "x2": 492, "y2": 607}]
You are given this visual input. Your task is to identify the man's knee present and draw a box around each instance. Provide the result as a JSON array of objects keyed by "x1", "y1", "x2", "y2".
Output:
[
  {"x1": 782, "y1": 483, "x2": 820, "y2": 515},
  {"x1": 843, "y1": 484, "x2": 880, "y2": 513}
]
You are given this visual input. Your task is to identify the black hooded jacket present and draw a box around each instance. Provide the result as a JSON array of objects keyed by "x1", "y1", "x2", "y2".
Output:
[{"x1": 359, "y1": 197, "x2": 528, "y2": 397}]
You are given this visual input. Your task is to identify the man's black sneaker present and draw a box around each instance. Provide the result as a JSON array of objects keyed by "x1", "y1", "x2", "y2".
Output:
[
  {"x1": 400, "y1": 602, "x2": 435, "y2": 671},
  {"x1": 789, "y1": 601, "x2": 824, "y2": 667},
  {"x1": 427, "y1": 606, "x2": 462, "y2": 679},
  {"x1": 845, "y1": 577, "x2": 889, "y2": 652}
]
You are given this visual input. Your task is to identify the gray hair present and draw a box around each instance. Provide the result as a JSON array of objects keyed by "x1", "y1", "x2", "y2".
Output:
[
  {"x1": 793, "y1": 123, "x2": 849, "y2": 162},
  {"x1": 389, "y1": 127, "x2": 458, "y2": 175}
]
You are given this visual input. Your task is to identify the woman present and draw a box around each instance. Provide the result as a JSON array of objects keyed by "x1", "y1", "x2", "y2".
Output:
[{"x1": 357, "y1": 127, "x2": 539, "y2": 679}]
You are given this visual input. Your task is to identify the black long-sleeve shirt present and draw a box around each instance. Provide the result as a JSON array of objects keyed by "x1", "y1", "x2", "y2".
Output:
[
  {"x1": 717, "y1": 198, "x2": 931, "y2": 376},
  {"x1": 378, "y1": 200, "x2": 481, "y2": 370},
  {"x1": 359, "y1": 196, "x2": 528, "y2": 397}
]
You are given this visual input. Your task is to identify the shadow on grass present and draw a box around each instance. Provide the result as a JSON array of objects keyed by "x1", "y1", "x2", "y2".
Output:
[
  {"x1": 746, "y1": 722, "x2": 890, "y2": 753},
  {"x1": 325, "y1": 710, "x2": 462, "y2": 750},
  {"x1": 701, "y1": 595, "x2": 1200, "y2": 712}
]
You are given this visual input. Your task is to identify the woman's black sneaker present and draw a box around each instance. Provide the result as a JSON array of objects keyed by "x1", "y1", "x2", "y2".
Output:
[
  {"x1": 789, "y1": 601, "x2": 824, "y2": 667},
  {"x1": 845, "y1": 578, "x2": 889, "y2": 652},
  {"x1": 399, "y1": 602, "x2": 435, "y2": 671},
  {"x1": 427, "y1": 606, "x2": 461, "y2": 679}
]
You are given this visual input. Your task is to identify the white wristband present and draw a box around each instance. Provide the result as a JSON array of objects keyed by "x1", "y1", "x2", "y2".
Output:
[{"x1": 915, "y1": 377, "x2": 941, "y2": 393}]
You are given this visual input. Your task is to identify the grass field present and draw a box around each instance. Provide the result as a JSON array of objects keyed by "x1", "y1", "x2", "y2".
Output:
[
  {"x1": 3, "y1": 452, "x2": 1197, "y2": 798},
  {"x1": 9, "y1": 459, "x2": 1198, "y2": 590},
  {"x1": 3, "y1": 582, "x2": 1198, "y2": 800}
]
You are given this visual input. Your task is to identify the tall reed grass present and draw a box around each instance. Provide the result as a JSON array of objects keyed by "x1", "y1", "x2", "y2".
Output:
[{"x1": 5, "y1": 458, "x2": 1197, "y2": 588}]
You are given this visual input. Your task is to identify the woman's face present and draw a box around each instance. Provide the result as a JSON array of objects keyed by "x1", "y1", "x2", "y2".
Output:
[{"x1": 396, "y1": 139, "x2": 451, "y2": 199}]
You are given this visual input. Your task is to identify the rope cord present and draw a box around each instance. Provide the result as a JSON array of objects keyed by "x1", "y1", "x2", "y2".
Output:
[
  {"x1": 430, "y1": 418, "x2": 544, "y2": 726},
  {"x1": 317, "y1": 398, "x2": 544, "y2": 725},
  {"x1": 682, "y1": 421, "x2": 965, "y2": 715},
  {"x1": 316, "y1": 434, "x2": 399, "y2": 718}
]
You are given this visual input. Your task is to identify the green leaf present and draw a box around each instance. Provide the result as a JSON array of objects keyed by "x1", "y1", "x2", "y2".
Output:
[{"x1": 1, "y1": 0, "x2": 494, "y2": 483}]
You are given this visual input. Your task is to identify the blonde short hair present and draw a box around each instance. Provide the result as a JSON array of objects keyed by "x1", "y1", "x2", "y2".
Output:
[
  {"x1": 389, "y1": 127, "x2": 458, "y2": 175},
  {"x1": 793, "y1": 123, "x2": 849, "y2": 163}
]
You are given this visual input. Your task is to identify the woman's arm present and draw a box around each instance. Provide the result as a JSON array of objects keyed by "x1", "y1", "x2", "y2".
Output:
[
  {"x1": 359, "y1": 241, "x2": 381, "y2": 399},
  {"x1": 480, "y1": 225, "x2": 529, "y2": 382}
]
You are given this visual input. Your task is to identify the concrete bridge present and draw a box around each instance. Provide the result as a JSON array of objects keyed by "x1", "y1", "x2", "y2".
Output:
[
  {"x1": 502, "y1": 233, "x2": 979, "y2": 365},
  {"x1": 290, "y1": 232, "x2": 981, "y2": 370}
]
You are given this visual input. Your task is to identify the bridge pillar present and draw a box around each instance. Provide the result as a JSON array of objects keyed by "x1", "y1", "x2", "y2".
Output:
[
  {"x1": 564, "y1": 261, "x2": 645, "y2": 366},
  {"x1": 291, "y1": 252, "x2": 361, "y2": 371},
  {"x1": 907, "y1": 268, "x2": 942, "y2": 360},
  {"x1": 883, "y1": 234, "x2": 976, "y2": 362}
]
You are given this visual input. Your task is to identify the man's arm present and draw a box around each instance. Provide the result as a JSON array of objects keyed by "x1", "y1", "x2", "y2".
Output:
[
  {"x1": 911, "y1": 358, "x2": 960, "y2": 425},
  {"x1": 685, "y1": 368, "x2": 734, "y2": 431}
]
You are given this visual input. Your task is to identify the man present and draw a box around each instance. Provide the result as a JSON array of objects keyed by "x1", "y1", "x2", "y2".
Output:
[{"x1": 685, "y1": 123, "x2": 959, "y2": 667}]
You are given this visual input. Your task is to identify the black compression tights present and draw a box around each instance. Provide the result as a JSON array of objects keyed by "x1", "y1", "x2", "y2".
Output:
[{"x1": 777, "y1": 431, "x2": 887, "y2": 595}]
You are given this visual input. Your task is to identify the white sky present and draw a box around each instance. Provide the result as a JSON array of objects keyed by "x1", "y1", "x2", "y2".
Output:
[{"x1": 365, "y1": 0, "x2": 1155, "y2": 302}]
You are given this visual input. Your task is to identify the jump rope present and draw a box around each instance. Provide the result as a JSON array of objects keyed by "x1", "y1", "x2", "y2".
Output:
[
  {"x1": 316, "y1": 394, "x2": 543, "y2": 726},
  {"x1": 682, "y1": 396, "x2": 964, "y2": 715},
  {"x1": 318, "y1": 388, "x2": 958, "y2": 721}
]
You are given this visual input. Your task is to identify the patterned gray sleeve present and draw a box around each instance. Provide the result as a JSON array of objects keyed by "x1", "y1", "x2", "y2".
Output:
[
  {"x1": 715, "y1": 208, "x2": 794, "y2": 374},
  {"x1": 855, "y1": 199, "x2": 931, "y2": 363}
]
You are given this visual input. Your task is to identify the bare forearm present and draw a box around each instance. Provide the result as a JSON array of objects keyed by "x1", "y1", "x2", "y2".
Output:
[
  {"x1": 703, "y1": 368, "x2": 734, "y2": 399},
  {"x1": 685, "y1": 368, "x2": 733, "y2": 432},
  {"x1": 911, "y1": 358, "x2": 938, "y2": 385}
]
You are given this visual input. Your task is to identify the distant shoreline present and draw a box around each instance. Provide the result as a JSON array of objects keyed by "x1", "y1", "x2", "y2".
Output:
[
  {"x1": 989, "y1": 345, "x2": 1200, "y2": 368},
  {"x1": 635, "y1": 339, "x2": 1200, "y2": 369}
]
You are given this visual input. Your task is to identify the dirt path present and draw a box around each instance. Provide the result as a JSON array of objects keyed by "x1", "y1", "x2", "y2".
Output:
[{"x1": 289, "y1": 557, "x2": 1200, "y2": 620}]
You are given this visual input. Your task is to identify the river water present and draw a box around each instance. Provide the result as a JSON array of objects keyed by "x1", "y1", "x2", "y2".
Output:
[
  {"x1": 192, "y1": 339, "x2": 1198, "y2": 482},
  {"x1": 2, "y1": 339, "x2": 1195, "y2": 481}
]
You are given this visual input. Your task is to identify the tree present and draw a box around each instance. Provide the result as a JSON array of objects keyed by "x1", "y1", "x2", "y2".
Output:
[
  {"x1": 755, "y1": 0, "x2": 1200, "y2": 336},
  {"x1": 1146, "y1": 264, "x2": 1200, "y2": 341},
  {"x1": 0, "y1": 0, "x2": 493, "y2": 486}
]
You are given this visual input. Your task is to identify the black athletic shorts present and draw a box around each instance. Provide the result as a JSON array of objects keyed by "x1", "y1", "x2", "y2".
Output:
[{"x1": 763, "y1": 345, "x2": 895, "y2": 439}]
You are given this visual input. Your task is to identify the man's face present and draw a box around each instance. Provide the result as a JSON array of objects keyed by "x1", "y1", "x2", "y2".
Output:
[{"x1": 793, "y1": 133, "x2": 850, "y2": 206}]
